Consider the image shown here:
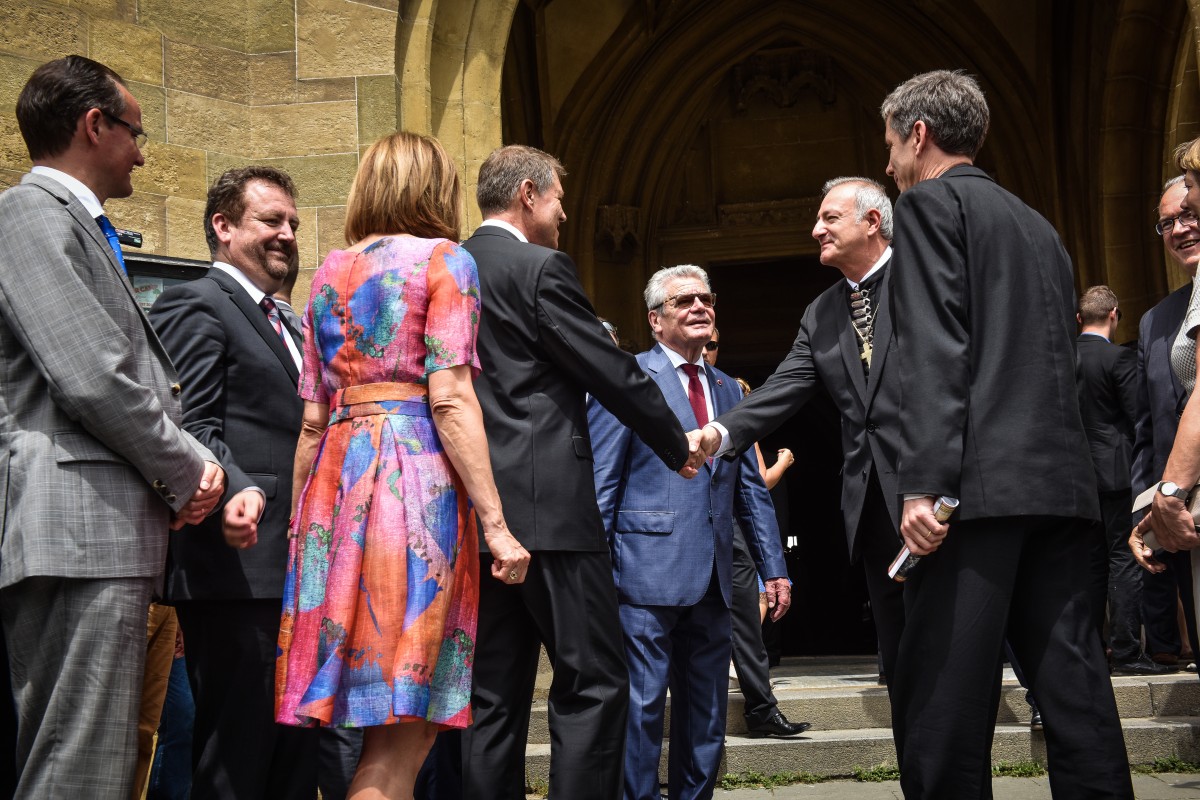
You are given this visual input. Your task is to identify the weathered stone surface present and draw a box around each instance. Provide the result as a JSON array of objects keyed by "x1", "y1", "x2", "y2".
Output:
[
  {"x1": 165, "y1": 195, "x2": 210, "y2": 261},
  {"x1": 207, "y1": 152, "x2": 358, "y2": 207},
  {"x1": 0, "y1": 168, "x2": 24, "y2": 191},
  {"x1": 89, "y1": 18, "x2": 163, "y2": 85},
  {"x1": 295, "y1": 205, "x2": 317, "y2": 272},
  {"x1": 70, "y1": 0, "x2": 134, "y2": 21},
  {"x1": 0, "y1": 53, "x2": 43, "y2": 110},
  {"x1": 356, "y1": 75, "x2": 397, "y2": 146},
  {"x1": 0, "y1": 115, "x2": 30, "y2": 172},
  {"x1": 250, "y1": 100, "x2": 357, "y2": 158},
  {"x1": 139, "y1": 0, "x2": 249, "y2": 53},
  {"x1": 106, "y1": 191, "x2": 167, "y2": 254},
  {"x1": 316, "y1": 204, "x2": 346, "y2": 257},
  {"x1": 132, "y1": 141, "x2": 207, "y2": 199},
  {"x1": 0, "y1": 1, "x2": 87, "y2": 62},
  {"x1": 167, "y1": 89, "x2": 251, "y2": 156},
  {"x1": 245, "y1": 0, "x2": 295, "y2": 53},
  {"x1": 247, "y1": 53, "x2": 296, "y2": 106},
  {"x1": 295, "y1": 76, "x2": 356, "y2": 104},
  {"x1": 296, "y1": 0, "x2": 396, "y2": 80},
  {"x1": 128, "y1": 81, "x2": 166, "y2": 140},
  {"x1": 166, "y1": 40, "x2": 251, "y2": 105}
]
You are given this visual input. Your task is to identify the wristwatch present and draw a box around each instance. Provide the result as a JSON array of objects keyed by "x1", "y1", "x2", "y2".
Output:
[{"x1": 1159, "y1": 480, "x2": 1190, "y2": 502}]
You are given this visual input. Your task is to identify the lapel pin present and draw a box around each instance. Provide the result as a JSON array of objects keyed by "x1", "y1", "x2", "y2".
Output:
[{"x1": 716, "y1": 379, "x2": 723, "y2": 386}]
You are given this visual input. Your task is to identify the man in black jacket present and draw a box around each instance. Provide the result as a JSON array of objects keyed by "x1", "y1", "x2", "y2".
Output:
[
  {"x1": 881, "y1": 70, "x2": 1130, "y2": 799},
  {"x1": 1077, "y1": 286, "x2": 1168, "y2": 675},
  {"x1": 460, "y1": 145, "x2": 693, "y2": 800}
]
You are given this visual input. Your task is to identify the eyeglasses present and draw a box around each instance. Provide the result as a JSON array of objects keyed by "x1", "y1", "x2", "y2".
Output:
[
  {"x1": 1114, "y1": 307, "x2": 1123, "y2": 322},
  {"x1": 704, "y1": 341, "x2": 719, "y2": 352},
  {"x1": 1155, "y1": 210, "x2": 1199, "y2": 236},
  {"x1": 601, "y1": 321, "x2": 618, "y2": 336},
  {"x1": 102, "y1": 110, "x2": 148, "y2": 149},
  {"x1": 658, "y1": 292, "x2": 716, "y2": 310}
]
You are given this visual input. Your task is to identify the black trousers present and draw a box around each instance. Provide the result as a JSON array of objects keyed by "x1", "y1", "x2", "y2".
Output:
[
  {"x1": 1142, "y1": 548, "x2": 1198, "y2": 658},
  {"x1": 176, "y1": 599, "x2": 325, "y2": 800},
  {"x1": 855, "y1": 473, "x2": 906, "y2": 687},
  {"x1": 891, "y1": 516, "x2": 1132, "y2": 800},
  {"x1": 462, "y1": 551, "x2": 628, "y2": 800},
  {"x1": 730, "y1": 524, "x2": 778, "y2": 724},
  {"x1": 1094, "y1": 489, "x2": 1144, "y2": 662}
]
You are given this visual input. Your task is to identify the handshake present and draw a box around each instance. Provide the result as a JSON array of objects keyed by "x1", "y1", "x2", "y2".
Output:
[{"x1": 677, "y1": 425, "x2": 722, "y2": 478}]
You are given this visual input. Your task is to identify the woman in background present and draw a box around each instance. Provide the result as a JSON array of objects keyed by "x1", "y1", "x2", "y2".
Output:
[{"x1": 276, "y1": 131, "x2": 529, "y2": 800}]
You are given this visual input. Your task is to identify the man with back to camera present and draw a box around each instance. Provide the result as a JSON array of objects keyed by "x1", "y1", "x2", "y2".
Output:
[
  {"x1": 460, "y1": 145, "x2": 696, "y2": 800},
  {"x1": 1075, "y1": 285, "x2": 1169, "y2": 676},
  {"x1": 588, "y1": 265, "x2": 793, "y2": 800},
  {"x1": 879, "y1": 69, "x2": 1130, "y2": 799},
  {"x1": 0, "y1": 54, "x2": 223, "y2": 796},
  {"x1": 692, "y1": 177, "x2": 906, "y2": 712}
]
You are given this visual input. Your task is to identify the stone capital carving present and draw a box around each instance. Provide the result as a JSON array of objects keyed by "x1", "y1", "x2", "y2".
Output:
[
  {"x1": 732, "y1": 46, "x2": 836, "y2": 111},
  {"x1": 595, "y1": 204, "x2": 641, "y2": 259}
]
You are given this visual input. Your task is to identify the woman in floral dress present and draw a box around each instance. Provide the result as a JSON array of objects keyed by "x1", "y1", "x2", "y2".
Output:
[{"x1": 275, "y1": 132, "x2": 529, "y2": 799}]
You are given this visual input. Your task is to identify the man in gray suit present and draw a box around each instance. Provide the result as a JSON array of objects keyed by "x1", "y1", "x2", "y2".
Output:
[{"x1": 0, "y1": 55, "x2": 224, "y2": 796}]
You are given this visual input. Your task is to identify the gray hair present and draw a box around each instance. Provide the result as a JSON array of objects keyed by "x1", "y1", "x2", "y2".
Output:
[
  {"x1": 880, "y1": 70, "x2": 989, "y2": 159},
  {"x1": 644, "y1": 265, "x2": 711, "y2": 310},
  {"x1": 476, "y1": 145, "x2": 567, "y2": 216},
  {"x1": 821, "y1": 177, "x2": 894, "y2": 241},
  {"x1": 1159, "y1": 174, "x2": 1186, "y2": 214}
]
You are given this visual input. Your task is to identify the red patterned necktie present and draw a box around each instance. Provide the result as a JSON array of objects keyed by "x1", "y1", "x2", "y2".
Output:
[
  {"x1": 680, "y1": 363, "x2": 709, "y2": 427},
  {"x1": 260, "y1": 296, "x2": 289, "y2": 347}
]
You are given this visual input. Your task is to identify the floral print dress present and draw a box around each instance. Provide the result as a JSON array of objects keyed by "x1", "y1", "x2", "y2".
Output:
[{"x1": 275, "y1": 236, "x2": 481, "y2": 730}]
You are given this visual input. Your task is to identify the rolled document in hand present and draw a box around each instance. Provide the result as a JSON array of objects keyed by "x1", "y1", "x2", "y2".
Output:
[{"x1": 887, "y1": 496, "x2": 960, "y2": 582}]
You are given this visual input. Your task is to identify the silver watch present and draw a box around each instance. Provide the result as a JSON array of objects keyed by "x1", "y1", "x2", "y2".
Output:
[{"x1": 1159, "y1": 480, "x2": 1190, "y2": 502}]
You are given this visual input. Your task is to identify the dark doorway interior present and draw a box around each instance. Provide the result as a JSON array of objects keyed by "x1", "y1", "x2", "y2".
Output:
[{"x1": 706, "y1": 257, "x2": 877, "y2": 658}]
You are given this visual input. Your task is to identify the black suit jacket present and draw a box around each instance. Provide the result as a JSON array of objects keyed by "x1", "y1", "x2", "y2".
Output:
[
  {"x1": 150, "y1": 267, "x2": 303, "y2": 599},
  {"x1": 1076, "y1": 334, "x2": 1137, "y2": 493},
  {"x1": 1131, "y1": 283, "x2": 1191, "y2": 496},
  {"x1": 890, "y1": 164, "x2": 1099, "y2": 521},
  {"x1": 462, "y1": 225, "x2": 689, "y2": 553},
  {"x1": 716, "y1": 258, "x2": 902, "y2": 559}
]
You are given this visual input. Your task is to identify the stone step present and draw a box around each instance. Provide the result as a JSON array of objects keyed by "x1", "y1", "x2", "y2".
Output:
[
  {"x1": 525, "y1": 656, "x2": 1200, "y2": 743},
  {"x1": 523, "y1": 716, "x2": 1200, "y2": 785}
]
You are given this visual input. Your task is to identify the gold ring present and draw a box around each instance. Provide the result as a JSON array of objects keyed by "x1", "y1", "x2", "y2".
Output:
[{"x1": 508, "y1": 569, "x2": 519, "y2": 581}]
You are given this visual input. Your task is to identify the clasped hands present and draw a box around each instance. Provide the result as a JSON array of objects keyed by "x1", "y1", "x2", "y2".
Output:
[
  {"x1": 170, "y1": 461, "x2": 226, "y2": 531},
  {"x1": 678, "y1": 426, "x2": 722, "y2": 478},
  {"x1": 1129, "y1": 493, "x2": 1200, "y2": 573}
]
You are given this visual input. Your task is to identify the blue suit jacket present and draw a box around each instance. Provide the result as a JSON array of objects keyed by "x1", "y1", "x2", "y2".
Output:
[
  {"x1": 588, "y1": 344, "x2": 787, "y2": 608},
  {"x1": 1131, "y1": 283, "x2": 1191, "y2": 496}
]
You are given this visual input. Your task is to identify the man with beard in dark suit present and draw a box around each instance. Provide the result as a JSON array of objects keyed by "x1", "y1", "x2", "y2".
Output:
[
  {"x1": 1076, "y1": 285, "x2": 1169, "y2": 675},
  {"x1": 880, "y1": 69, "x2": 1130, "y2": 799},
  {"x1": 693, "y1": 177, "x2": 906, "y2": 703},
  {"x1": 460, "y1": 144, "x2": 694, "y2": 800}
]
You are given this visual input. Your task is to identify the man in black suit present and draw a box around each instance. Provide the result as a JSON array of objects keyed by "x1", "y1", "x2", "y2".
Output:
[
  {"x1": 694, "y1": 177, "x2": 906, "y2": 704},
  {"x1": 1077, "y1": 286, "x2": 1168, "y2": 675},
  {"x1": 151, "y1": 167, "x2": 358, "y2": 798},
  {"x1": 881, "y1": 70, "x2": 1131, "y2": 799},
  {"x1": 460, "y1": 145, "x2": 694, "y2": 800},
  {"x1": 1133, "y1": 176, "x2": 1199, "y2": 666}
]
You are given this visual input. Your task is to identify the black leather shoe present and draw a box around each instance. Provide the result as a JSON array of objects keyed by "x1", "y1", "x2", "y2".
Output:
[
  {"x1": 746, "y1": 710, "x2": 811, "y2": 738},
  {"x1": 1111, "y1": 655, "x2": 1176, "y2": 676},
  {"x1": 1029, "y1": 708, "x2": 1043, "y2": 731}
]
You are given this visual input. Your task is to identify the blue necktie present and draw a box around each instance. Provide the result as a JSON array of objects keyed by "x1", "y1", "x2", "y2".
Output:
[{"x1": 96, "y1": 214, "x2": 127, "y2": 273}]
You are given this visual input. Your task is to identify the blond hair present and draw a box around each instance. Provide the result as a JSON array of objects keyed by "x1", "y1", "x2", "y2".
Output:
[
  {"x1": 1175, "y1": 138, "x2": 1200, "y2": 174},
  {"x1": 344, "y1": 132, "x2": 462, "y2": 244}
]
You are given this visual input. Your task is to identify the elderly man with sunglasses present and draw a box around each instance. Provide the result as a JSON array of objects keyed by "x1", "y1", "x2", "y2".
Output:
[{"x1": 588, "y1": 266, "x2": 790, "y2": 800}]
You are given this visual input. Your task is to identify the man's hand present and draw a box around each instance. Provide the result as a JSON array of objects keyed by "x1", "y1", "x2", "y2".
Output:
[
  {"x1": 1149, "y1": 491, "x2": 1200, "y2": 552},
  {"x1": 1129, "y1": 513, "x2": 1164, "y2": 573},
  {"x1": 171, "y1": 461, "x2": 226, "y2": 530},
  {"x1": 222, "y1": 489, "x2": 264, "y2": 549},
  {"x1": 899, "y1": 496, "x2": 950, "y2": 556},
  {"x1": 679, "y1": 426, "x2": 723, "y2": 478},
  {"x1": 764, "y1": 577, "x2": 792, "y2": 622}
]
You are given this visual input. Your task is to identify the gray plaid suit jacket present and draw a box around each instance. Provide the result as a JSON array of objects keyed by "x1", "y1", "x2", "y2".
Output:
[{"x1": 0, "y1": 172, "x2": 213, "y2": 589}]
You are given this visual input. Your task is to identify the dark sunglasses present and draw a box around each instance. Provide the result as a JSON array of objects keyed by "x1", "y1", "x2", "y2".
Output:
[{"x1": 704, "y1": 341, "x2": 719, "y2": 352}]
